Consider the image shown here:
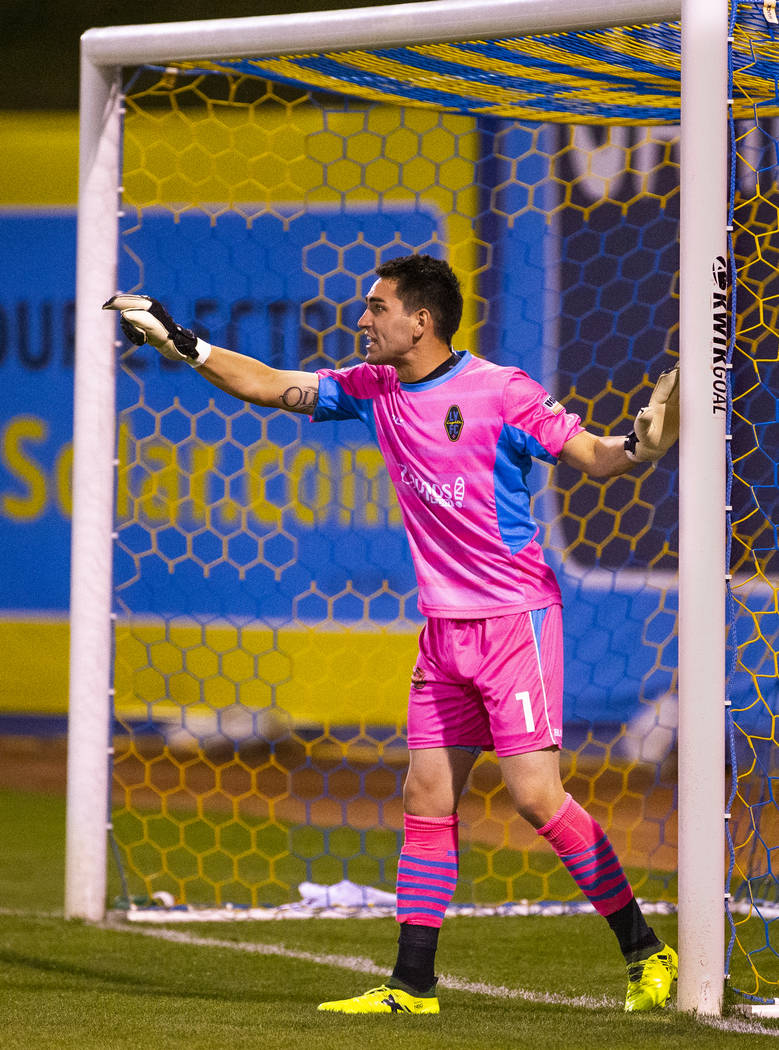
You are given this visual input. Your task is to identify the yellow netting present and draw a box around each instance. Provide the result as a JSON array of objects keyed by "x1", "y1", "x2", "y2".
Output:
[
  {"x1": 105, "y1": 4, "x2": 779, "y2": 1003},
  {"x1": 112, "y1": 69, "x2": 680, "y2": 913},
  {"x1": 171, "y1": 12, "x2": 778, "y2": 126},
  {"x1": 725, "y1": 37, "x2": 779, "y2": 1000}
]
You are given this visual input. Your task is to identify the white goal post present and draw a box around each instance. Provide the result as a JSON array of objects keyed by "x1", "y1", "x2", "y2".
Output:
[{"x1": 68, "y1": 0, "x2": 727, "y2": 1016}]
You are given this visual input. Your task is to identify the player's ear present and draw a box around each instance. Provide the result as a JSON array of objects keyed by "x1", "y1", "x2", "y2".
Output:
[{"x1": 414, "y1": 307, "x2": 432, "y2": 338}]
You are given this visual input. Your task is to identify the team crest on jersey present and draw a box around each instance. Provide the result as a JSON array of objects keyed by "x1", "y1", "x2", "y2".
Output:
[
  {"x1": 542, "y1": 394, "x2": 564, "y2": 415},
  {"x1": 444, "y1": 404, "x2": 464, "y2": 441}
]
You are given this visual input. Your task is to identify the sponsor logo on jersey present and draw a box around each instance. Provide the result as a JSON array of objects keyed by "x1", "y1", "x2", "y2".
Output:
[
  {"x1": 542, "y1": 394, "x2": 564, "y2": 415},
  {"x1": 444, "y1": 404, "x2": 464, "y2": 440},
  {"x1": 399, "y1": 463, "x2": 466, "y2": 508}
]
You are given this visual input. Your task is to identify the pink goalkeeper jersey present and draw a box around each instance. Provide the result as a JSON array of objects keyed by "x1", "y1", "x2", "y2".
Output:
[{"x1": 313, "y1": 351, "x2": 584, "y2": 618}]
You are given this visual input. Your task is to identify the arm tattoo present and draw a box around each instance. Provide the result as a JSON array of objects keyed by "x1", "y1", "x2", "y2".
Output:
[{"x1": 281, "y1": 385, "x2": 319, "y2": 412}]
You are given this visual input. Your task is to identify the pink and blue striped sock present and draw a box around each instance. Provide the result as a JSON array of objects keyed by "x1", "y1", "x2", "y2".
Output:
[
  {"x1": 395, "y1": 813, "x2": 459, "y2": 928},
  {"x1": 537, "y1": 793, "x2": 634, "y2": 917}
]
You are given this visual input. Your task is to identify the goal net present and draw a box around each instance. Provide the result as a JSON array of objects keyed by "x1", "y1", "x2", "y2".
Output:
[
  {"x1": 727, "y1": 7, "x2": 779, "y2": 1005},
  {"x1": 69, "y1": 0, "x2": 779, "y2": 1011}
]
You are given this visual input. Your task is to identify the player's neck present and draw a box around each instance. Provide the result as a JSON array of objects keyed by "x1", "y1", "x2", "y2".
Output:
[
  {"x1": 402, "y1": 350, "x2": 460, "y2": 386},
  {"x1": 395, "y1": 344, "x2": 455, "y2": 384}
]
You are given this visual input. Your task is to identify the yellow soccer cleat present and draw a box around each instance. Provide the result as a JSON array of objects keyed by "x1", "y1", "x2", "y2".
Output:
[
  {"x1": 318, "y1": 983, "x2": 439, "y2": 1015},
  {"x1": 624, "y1": 944, "x2": 678, "y2": 1011}
]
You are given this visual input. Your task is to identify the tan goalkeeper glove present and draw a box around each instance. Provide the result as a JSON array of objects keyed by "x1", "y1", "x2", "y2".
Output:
[
  {"x1": 624, "y1": 363, "x2": 680, "y2": 463},
  {"x1": 102, "y1": 293, "x2": 212, "y2": 367}
]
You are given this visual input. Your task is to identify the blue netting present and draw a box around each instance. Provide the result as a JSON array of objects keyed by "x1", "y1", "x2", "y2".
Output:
[
  {"x1": 724, "y1": 1, "x2": 779, "y2": 1007},
  {"x1": 115, "y1": 0, "x2": 779, "y2": 1002},
  {"x1": 164, "y1": 3, "x2": 779, "y2": 125}
]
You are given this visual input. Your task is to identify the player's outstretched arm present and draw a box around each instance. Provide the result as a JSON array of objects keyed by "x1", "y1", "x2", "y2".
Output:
[
  {"x1": 102, "y1": 294, "x2": 319, "y2": 414},
  {"x1": 559, "y1": 431, "x2": 634, "y2": 478},
  {"x1": 559, "y1": 363, "x2": 679, "y2": 477}
]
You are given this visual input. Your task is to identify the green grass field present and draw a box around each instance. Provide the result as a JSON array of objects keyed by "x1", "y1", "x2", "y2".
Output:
[{"x1": 2, "y1": 786, "x2": 779, "y2": 1049}]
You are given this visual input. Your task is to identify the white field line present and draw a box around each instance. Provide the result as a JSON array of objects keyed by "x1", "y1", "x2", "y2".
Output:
[
  {"x1": 103, "y1": 920, "x2": 779, "y2": 1036},
  {"x1": 4, "y1": 912, "x2": 776, "y2": 1037},
  {"x1": 111, "y1": 922, "x2": 617, "y2": 1010}
]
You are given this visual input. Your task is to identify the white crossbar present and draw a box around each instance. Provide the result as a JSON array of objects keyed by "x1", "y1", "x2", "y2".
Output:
[{"x1": 80, "y1": 0, "x2": 682, "y2": 66}]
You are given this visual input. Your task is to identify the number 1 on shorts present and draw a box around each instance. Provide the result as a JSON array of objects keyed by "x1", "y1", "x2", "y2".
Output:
[{"x1": 515, "y1": 690, "x2": 535, "y2": 734}]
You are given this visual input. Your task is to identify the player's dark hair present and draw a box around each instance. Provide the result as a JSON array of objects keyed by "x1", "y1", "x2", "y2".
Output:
[{"x1": 375, "y1": 254, "x2": 463, "y2": 344}]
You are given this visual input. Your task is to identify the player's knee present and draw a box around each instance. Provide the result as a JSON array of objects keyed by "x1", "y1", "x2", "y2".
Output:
[
  {"x1": 513, "y1": 785, "x2": 566, "y2": 829},
  {"x1": 514, "y1": 798, "x2": 548, "y2": 829},
  {"x1": 403, "y1": 771, "x2": 456, "y2": 817},
  {"x1": 402, "y1": 772, "x2": 433, "y2": 812}
]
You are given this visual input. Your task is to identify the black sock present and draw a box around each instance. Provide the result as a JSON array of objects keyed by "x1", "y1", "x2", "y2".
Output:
[
  {"x1": 605, "y1": 898, "x2": 663, "y2": 961},
  {"x1": 390, "y1": 923, "x2": 439, "y2": 994}
]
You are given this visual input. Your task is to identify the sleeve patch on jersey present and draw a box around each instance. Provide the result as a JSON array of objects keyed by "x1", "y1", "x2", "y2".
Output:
[
  {"x1": 542, "y1": 394, "x2": 564, "y2": 415},
  {"x1": 444, "y1": 404, "x2": 464, "y2": 441}
]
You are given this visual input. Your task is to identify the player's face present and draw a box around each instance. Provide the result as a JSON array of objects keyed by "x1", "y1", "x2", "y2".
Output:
[{"x1": 357, "y1": 278, "x2": 419, "y2": 368}]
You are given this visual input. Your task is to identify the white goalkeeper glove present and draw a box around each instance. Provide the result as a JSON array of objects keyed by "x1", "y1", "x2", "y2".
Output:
[
  {"x1": 624, "y1": 363, "x2": 680, "y2": 463},
  {"x1": 102, "y1": 294, "x2": 212, "y2": 367}
]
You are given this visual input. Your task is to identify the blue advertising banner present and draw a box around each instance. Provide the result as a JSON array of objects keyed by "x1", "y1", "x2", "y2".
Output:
[
  {"x1": 0, "y1": 181, "x2": 682, "y2": 728},
  {"x1": 0, "y1": 210, "x2": 77, "y2": 612}
]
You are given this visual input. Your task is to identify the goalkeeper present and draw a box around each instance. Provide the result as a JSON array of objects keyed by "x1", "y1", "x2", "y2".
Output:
[{"x1": 104, "y1": 253, "x2": 680, "y2": 1014}]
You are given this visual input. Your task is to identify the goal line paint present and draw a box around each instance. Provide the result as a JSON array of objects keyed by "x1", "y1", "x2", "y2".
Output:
[{"x1": 105, "y1": 920, "x2": 779, "y2": 1036}]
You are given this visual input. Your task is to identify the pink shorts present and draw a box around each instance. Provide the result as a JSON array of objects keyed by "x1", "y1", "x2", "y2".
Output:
[{"x1": 406, "y1": 606, "x2": 564, "y2": 757}]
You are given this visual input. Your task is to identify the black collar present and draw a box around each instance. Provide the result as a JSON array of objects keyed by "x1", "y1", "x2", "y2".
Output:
[{"x1": 404, "y1": 351, "x2": 459, "y2": 386}]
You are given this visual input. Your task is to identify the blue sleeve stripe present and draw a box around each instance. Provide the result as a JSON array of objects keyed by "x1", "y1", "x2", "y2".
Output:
[
  {"x1": 312, "y1": 374, "x2": 377, "y2": 442},
  {"x1": 493, "y1": 424, "x2": 544, "y2": 553}
]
